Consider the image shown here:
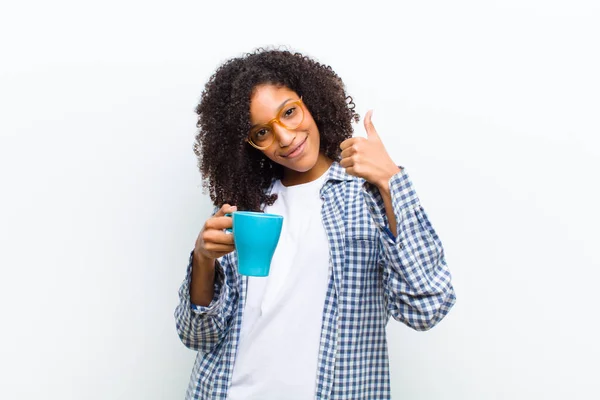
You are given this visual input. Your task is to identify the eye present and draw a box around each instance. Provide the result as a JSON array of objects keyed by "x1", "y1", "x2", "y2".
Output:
[
  {"x1": 282, "y1": 106, "x2": 297, "y2": 118},
  {"x1": 256, "y1": 128, "x2": 268, "y2": 137},
  {"x1": 251, "y1": 127, "x2": 272, "y2": 143}
]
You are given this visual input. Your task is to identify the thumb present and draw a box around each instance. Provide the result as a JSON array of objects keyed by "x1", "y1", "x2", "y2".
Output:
[{"x1": 364, "y1": 110, "x2": 380, "y2": 140}]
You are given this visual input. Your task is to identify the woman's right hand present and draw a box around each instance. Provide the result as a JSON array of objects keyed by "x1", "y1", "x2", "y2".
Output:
[{"x1": 194, "y1": 204, "x2": 237, "y2": 263}]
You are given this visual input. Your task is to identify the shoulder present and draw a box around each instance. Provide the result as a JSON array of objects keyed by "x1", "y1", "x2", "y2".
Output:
[
  {"x1": 325, "y1": 162, "x2": 365, "y2": 187},
  {"x1": 323, "y1": 163, "x2": 368, "y2": 207}
]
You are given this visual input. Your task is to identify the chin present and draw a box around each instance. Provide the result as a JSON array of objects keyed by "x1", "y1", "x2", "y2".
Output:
[
  {"x1": 287, "y1": 159, "x2": 317, "y2": 173},
  {"x1": 285, "y1": 146, "x2": 320, "y2": 172}
]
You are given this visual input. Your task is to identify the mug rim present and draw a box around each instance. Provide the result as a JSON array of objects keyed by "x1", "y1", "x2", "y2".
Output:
[{"x1": 233, "y1": 211, "x2": 283, "y2": 219}]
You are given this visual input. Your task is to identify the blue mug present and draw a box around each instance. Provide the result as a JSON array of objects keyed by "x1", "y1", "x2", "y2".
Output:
[{"x1": 225, "y1": 211, "x2": 283, "y2": 277}]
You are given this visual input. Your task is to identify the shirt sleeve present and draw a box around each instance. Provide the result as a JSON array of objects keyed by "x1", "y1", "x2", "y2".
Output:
[
  {"x1": 174, "y1": 250, "x2": 236, "y2": 352},
  {"x1": 362, "y1": 168, "x2": 456, "y2": 331}
]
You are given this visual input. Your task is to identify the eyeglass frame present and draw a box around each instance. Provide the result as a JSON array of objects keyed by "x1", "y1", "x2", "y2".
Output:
[{"x1": 246, "y1": 97, "x2": 305, "y2": 150}]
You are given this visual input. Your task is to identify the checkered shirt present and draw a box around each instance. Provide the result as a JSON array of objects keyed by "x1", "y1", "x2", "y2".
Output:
[{"x1": 174, "y1": 162, "x2": 456, "y2": 399}]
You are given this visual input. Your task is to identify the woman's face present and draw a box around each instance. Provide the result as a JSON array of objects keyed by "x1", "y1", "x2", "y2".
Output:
[{"x1": 249, "y1": 84, "x2": 331, "y2": 185}]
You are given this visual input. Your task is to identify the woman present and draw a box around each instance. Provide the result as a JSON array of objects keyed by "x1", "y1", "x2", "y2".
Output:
[{"x1": 175, "y1": 48, "x2": 456, "y2": 400}]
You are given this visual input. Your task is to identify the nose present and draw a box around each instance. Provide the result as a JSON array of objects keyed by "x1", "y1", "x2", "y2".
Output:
[{"x1": 273, "y1": 124, "x2": 297, "y2": 148}]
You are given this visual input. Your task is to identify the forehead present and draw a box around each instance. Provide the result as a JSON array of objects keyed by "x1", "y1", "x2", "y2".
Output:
[{"x1": 249, "y1": 84, "x2": 299, "y2": 122}]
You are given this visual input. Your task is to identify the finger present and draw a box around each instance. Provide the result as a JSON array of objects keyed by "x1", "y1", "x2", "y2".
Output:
[
  {"x1": 202, "y1": 229, "x2": 235, "y2": 245},
  {"x1": 210, "y1": 250, "x2": 236, "y2": 259},
  {"x1": 364, "y1": 110, "x2": 380, "y2": 141},
  {"x1": 345, "y1": 166, "x2": 358, "y2": 177},
  {"x1": 340, "y1": 146, "x2": 357, "y2": 159},
  {"x1": 203, "y1": 243, "x2": 236, "y2": 253},
  {"x1": 214, "y1": 204, "x2": 237, "y2": 217},
  {"x1": 339, "y1": 156, "x2": 355, "y2": 169},
  {"x1": 340, "y1": 137, "x2": 361, "y2": 151},
  {"x1": 206, "y1": 215, "x2": 235, "y2": 231},
  {"x1": 345, "y1": 165, "x2": 364, "y2": 177}
]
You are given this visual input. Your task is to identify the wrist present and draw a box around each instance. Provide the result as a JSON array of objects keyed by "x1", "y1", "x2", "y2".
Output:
[
  {"x1": 193, "y1": 250, "x2": 215, "y2": 271},
  {"x1": 376, "y1": 165, "x2": 401, "y2": 192}
]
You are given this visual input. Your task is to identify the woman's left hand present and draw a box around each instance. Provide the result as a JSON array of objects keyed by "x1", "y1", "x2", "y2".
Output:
[{"x1": 340, "y1": 110, "x2": 401, "y2": 190}]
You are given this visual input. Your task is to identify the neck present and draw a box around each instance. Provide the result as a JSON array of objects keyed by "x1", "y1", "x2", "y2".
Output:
[{"x1": 281, "y1": 154, "x2": 333, "y2": 187}]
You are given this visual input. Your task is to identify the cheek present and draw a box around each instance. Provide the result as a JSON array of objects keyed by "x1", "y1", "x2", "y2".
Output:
[
  {"x1": 261, "y1": 148, "x2": 280, "y2": 163},
  {"x1": 307, "y1": 125, "x2": 320, "y2": 148}
]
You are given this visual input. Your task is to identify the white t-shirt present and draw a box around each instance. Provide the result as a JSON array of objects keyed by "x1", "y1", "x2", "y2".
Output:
[{"x1": 227, "y1": 170, "x2": 331, "y2": 400}]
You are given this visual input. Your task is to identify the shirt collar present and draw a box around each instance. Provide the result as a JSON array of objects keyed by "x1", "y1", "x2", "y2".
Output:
[
  {"x1": 325, "y1": 161, "x2": 354, "y2": 183},
  {"x1": 266, "y1": 161, "x2": 352, "y2": 199}
]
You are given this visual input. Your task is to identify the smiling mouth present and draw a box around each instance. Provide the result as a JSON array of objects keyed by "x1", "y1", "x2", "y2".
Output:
[{"x1": 281, "y1": 137, "x2": 307, "y2": 158}]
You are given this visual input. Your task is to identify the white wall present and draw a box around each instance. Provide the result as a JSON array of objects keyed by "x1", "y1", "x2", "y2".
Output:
[{"x1": 1, "y1": 1, "x2": 599, "y2": 399}]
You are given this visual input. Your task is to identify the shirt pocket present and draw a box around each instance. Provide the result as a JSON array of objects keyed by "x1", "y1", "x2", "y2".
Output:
[{"x1": 343, "y1": 237, "x2": 381, "y2": 299}]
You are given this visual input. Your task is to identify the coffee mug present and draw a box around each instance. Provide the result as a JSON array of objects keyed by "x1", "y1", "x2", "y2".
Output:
[{"x1": 225, "y1": 211, "x2": 283, "y2": 277}]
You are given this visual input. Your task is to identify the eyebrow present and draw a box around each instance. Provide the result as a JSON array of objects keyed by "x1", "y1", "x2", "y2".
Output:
[{"x1": 250, "y1": 98, "x2": 294, "y2": 128}]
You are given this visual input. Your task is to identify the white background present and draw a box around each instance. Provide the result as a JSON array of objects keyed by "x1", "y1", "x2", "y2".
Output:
[{"x1": 1, "y1": 0, "x2": 599, "y2": 399}]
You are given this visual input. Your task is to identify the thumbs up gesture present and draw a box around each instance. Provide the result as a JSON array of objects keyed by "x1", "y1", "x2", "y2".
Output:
[{"x1": 339, "y1": 110, "x2": 401, "y2": 190}]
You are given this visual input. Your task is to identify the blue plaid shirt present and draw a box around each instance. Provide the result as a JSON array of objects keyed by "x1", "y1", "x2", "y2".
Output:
[{"x1": 175, "y1": 162, "x2": 456, "y2": 399}]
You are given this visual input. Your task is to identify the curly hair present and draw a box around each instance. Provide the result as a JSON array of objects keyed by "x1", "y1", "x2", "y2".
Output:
[{"x1": 194, "y1": 48, "x2": 359, "y2": 211}]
